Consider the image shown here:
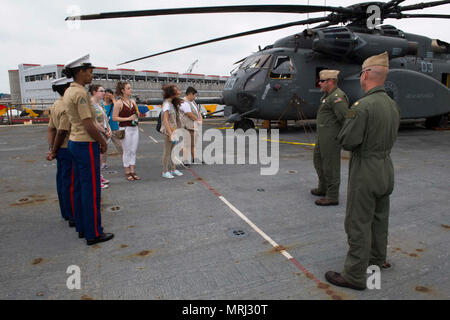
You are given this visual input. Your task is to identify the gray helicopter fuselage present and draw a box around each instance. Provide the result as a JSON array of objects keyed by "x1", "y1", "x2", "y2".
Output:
[{"x1": 223, "y1": 25, "x2": 450, "y2": 121}]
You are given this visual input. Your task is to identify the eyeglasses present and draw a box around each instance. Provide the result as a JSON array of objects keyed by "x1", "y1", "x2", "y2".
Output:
[
  {"x1": 359, "y1": 69, "x2": 372, "y2": 77},
  {"x1": 97, "y1": 90, "x2": 105, "y2": 93}
]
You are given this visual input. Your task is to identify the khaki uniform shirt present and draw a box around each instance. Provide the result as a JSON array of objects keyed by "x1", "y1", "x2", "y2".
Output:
[
  {"x1": 48, "y1": 97, "x2": 71, "y2": 148},
  {"x1": 63, "y1": 82, "x2": 96, "y2": 142}
]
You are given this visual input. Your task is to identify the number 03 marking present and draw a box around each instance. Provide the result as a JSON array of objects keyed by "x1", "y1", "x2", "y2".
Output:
[{"x1": 421, "y1": 61, "x2": 433, "y2": 73}]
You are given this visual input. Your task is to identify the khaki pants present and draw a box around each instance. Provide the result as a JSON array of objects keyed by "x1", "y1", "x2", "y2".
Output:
[
  {"x1": 182, "y1": 129, "x2": 198, "y2": 162},
  {"x1": 162, "y1": 134, "x2": 175, "y2": 172}
]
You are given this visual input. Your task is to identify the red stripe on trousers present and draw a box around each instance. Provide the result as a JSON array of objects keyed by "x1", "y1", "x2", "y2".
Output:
[
  {"x1": 89, "y1": 142, "x2": 99, "y2": 237},
  {"x1": 71, "y1": 165, "x2": 75, "y2": 219}
]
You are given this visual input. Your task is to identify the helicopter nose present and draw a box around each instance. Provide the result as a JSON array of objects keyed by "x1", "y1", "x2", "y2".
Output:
[{"x1": 235, "y1": 92, "x2": 256, "y2": 113}]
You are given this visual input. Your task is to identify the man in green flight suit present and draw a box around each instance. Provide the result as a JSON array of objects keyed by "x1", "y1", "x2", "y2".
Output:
[
  {"x1": 312, "y1": 70, "x2": 349, "y2": 206},
  {"x1": 325, "y1": 52, "x2": 400, "y2": 290}
]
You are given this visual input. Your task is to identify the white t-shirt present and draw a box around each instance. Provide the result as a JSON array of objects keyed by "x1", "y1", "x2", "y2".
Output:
[
  {"x1": 162, "y1": 100, "x2": 175, "y2": 114},
  {"x1": 180, "y1": 100, "x2": 199, "y2": 114}
]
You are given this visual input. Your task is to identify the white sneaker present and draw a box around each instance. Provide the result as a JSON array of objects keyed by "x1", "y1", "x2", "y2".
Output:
[
  {"x1": 171, "y1": 170, "x2": 183, "y2": 177},
  {"x1": 162, "y1": 172, "x2": 175, "y2": 179}
]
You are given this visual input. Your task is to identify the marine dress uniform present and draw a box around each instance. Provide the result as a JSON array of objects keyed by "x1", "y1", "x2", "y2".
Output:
[
  {"x1": 48, "y1": 77, "x2": 76, "y2": 226},
  {"x1": 326, "y1": 52, "x2": 400, "y2": 290},
  {"x1": 312, "y1": 70, "x2": 349, "y2": 205},
  {"x1": 63, "y1": 55, "x2": 113, "y2": 245}
]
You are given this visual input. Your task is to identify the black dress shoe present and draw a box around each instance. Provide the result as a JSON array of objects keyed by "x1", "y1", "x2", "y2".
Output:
[
  {"x1": 86, "y1": 233, "x2": 114, "y2": 246},
  {"x1": 325, "y1": 271, "x2": 366, "y2": 291},
  {"x1": 315, "y1": 198, "x2": 339, "y2": 206},
  {"x1": 311, "y1": 188, "x2": 326, "y2": 197},
  {"x1": 68, "y1": 221, "x2": 76, "y2": 228},
  {"x1": 78, "y1": 232, "x2": 85, "y2": 239}
]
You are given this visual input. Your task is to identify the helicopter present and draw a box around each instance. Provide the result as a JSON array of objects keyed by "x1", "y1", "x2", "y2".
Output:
[{"x1": 66, "y1": 0, "x2": 450, "y2": 130}]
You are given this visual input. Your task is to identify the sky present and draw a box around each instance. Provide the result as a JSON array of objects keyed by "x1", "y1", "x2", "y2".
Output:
[{"x1": 1, "y1": 0, "x2": 449, "y2": 93}]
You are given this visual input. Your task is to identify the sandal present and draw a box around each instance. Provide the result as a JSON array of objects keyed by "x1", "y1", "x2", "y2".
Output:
[
  {"x1": 130, "y1": 173, "x2": 141, "y2": 180},
  {"x1": 126, "y1": 173, "x2": 135, "y2": 181}
]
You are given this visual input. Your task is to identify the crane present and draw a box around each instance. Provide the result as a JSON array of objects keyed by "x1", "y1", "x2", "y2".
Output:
[{"x1": 186, "y1": 60, "x2": 199, "y2": 73}]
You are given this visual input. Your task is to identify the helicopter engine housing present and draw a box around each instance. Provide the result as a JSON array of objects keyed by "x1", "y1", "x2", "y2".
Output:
[{"x1": 312, "y1": 27, "x2": 418, "y2": 62}]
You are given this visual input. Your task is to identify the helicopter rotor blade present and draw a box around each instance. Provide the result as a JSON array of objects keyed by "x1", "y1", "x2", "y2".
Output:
[
  {"x1": 383, "y1": 0, "x2": 407, "y2": 10},
  {"x1": 312, "y1": 22, "x2": 334, "y2": 29},
  {"x1": 386, "y1": 13, "x2": 450, "y2": 19},
  {"x1": 399, "y1": 0, "x2": 450, "y2": 12},
  {"x1": 65, "y1": 5, "x2": 352, "y2": 21},
  {"x1": 118, "y1": 16, "x2": 329, "y2": 65}
]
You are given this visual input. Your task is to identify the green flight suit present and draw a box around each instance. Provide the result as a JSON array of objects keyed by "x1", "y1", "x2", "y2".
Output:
[
  {"x1": 337, "y1": 86, "x2": 400, "y2": 288},
  {"x1": 313, "y1": 86, "x2": 349, "y2": 201}
]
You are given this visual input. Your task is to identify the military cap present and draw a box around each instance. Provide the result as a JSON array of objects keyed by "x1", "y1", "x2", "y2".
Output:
[
  {"x1": 64, "y1": 54, "x2": 96, "y2": 69},
  {"x1": 362, "y1": 51, "x2": 389, "y2": 70},
  {"x1": 319, "y1": 70, "x2": 340, "y2": 80},
  {"x1": 51, "y1": 77, "x2": 73, "y2": 86}
]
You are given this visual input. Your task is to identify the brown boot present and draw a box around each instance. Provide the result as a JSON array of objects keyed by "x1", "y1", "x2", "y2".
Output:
[
  {"x1": 315, "y1": 198, "x2": 339, "y2": 206},
  {"x1": 311, "y1": 188, "x2": 326, "y2": 197},
  {"x1": 325, "y1": 271, "x2": 366, "y2": 291}
]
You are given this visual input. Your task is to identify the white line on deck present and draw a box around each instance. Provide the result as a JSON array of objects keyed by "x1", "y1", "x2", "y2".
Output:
[
  {"x1": 218, "y1": 196, "x2": 293, "y2": 260},
  {"x1": 148, "y1": 135, "x2": 159, "y2": 144}
]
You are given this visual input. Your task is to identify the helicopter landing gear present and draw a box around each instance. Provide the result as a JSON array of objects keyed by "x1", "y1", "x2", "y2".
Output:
[
  {"x1": 233, "y1": 119, "x2": 255, "y2": 131},
  {"x1": 424, "y1": 114, "x2": 449, "y2": 129}
]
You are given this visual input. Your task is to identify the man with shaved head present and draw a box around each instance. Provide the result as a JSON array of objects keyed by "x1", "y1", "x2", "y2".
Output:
[{"x1": 325, "y1": 52, "x2": 400, "y2": 290}]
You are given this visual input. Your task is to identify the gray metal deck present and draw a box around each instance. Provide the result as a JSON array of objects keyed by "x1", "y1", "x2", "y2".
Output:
[{"x1": 0, "y1": 120, "x2": 448, "y2": 300}]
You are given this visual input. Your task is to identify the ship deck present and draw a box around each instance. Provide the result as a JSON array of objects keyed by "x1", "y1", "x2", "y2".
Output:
[{"x1": 0, "y1": 120, "x2": 449, "y2": 300}]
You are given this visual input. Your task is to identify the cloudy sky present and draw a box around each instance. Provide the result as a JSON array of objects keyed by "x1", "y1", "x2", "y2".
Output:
[{"x1": 1, "y1": 0, "x2": 449, "y2": 93}]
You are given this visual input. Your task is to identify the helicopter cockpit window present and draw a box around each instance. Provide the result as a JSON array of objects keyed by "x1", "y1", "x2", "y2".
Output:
[
  {"x1": 239, "y1": 54, "x2": 272, "y2": 70},
  {"x1": 270, "y1": 56, "x2": 294, "y2": 79}
]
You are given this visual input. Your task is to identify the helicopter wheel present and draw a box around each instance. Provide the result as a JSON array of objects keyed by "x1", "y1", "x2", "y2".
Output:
[
  {"x1": 234, "y1": 119, "x2": 255, "y2": 131},
  {"x1": 425, "y1": 114, "x2": 449, "y2": 129}
]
